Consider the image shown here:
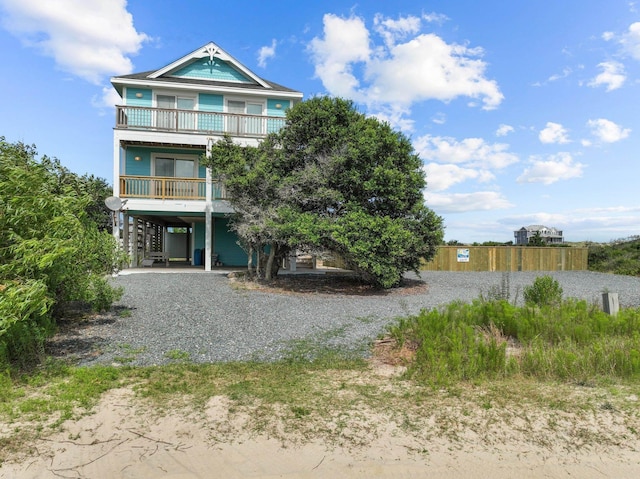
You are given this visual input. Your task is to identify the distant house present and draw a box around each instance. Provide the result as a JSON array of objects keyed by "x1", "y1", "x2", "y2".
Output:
[{"x1": 514, "y1": 225, "x2": 564, "y2": 245}]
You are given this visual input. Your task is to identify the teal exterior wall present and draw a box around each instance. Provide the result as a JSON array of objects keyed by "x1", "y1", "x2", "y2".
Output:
[
  {"x1": 267, "y1": 98, "x2": 290, "y2": 116},
  {"x1": 193, "y1": 218, "x2": 247, "y2": 266},
  {"x1": 266, "y1": 98, "x2": 289, "y2": 133},
  {"x1": 194, "y1": 221, "x2": 206, "y2": 252},
  {"x1": 214, "y1": 217, "x2": 247, "y2": 266},
  {"x1": 125, "y1": 88, "x2": 152, "y2": 127},
  {"x1": 124, "y1": 147, "x2": 204, "y2": 176},
  {"x1": 172, "y1": 59, "x2": 251, "y2": 83},
  {"x1": 198, "y1": 93, "x2": 224, "y2": 131},
  {"x1": 125, "y1": 88, "x2": 152, "y2": 106}
]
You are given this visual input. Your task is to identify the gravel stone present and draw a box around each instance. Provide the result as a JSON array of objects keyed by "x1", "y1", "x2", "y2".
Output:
[{"x1": 80, "y1": 270, "x2": 640, "y2": 366}]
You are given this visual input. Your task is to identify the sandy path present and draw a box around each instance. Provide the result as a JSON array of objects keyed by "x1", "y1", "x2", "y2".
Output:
[{"x1": 2, "y1": 387, "x2": 639, "y2": 479}]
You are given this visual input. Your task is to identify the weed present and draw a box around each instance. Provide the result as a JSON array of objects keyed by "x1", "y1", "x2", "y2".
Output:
[
  {"x1": 523, "y1": 275, "x2": 563, "y2": 307},
  {"x1": 164, "y1": 349, "x2": 191, "y2": 362}
]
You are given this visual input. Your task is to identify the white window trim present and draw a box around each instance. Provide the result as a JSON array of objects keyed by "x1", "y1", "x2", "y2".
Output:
[
  {"x1": 151, "y1": 153, "x2": 200, "y2": 178},
  {"x1": 154, "y1": 91, "x2": 198, "y2": 110},
  {"x1": 225, "y1": 97, "x2": 265, "y2": 114}
]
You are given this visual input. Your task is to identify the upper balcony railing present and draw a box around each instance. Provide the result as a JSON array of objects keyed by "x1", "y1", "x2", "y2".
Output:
[
  {"x1": 116, "y1": 105, "x2": 285, "y2": 137},
  {"x1": 120, "y1": 175, "x2": 227, "y2": 200}
]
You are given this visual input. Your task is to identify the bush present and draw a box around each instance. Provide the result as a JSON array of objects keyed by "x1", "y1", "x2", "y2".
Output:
[
  {"x1": 0, "y1": 138, "x2": 123, "y2": 367},
  {"x1": 523, "y1": 275, "x2": 563, "y2": 307}
]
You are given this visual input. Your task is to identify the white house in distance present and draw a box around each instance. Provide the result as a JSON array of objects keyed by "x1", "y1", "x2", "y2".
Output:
[
  {"x1": 110, "y1": 42, "x2": 303, "y2": 270},
  {"x1": 514, "y1": 225, "x2": 564, "y2": 245}
]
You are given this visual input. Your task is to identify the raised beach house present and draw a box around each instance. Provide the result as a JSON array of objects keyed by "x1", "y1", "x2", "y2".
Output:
[{"x1": 110, "y1": 42, "x2": 303, "y2": 269}]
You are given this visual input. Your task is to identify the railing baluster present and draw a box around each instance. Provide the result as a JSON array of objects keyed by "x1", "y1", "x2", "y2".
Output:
[{"x1": 116, "y1": 105, "x2": 283, "y2": 137}]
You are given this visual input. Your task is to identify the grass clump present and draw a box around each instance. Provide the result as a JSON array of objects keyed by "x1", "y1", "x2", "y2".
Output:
[{"x1": 389, "y1": 277, "x2": 640, "y2": 385}]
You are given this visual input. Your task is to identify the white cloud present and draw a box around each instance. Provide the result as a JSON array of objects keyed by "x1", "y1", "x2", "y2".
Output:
[
  {"x1": 308, "y1": 14, "x2": 371, "y2": 100},
  {"x1": 423, "y1": 163, "x2": 494, "y2": 191},
  {"x1": 620, "y1": 22, "x2": 640, "y2": 60},
  {"x1": 539, "y1": 122, "x2": 570, "y2": 144},
  {"x1": 373, "y1": 13, "x2": 421, "y2": 48},
  {"x1": 424, "y1": 191, "x2": 513, "y2": 213},
  {"x1": 431, "y1": 112, "x2": 447, "y2": 125},
  {"x1": 517, "y1": 152, "x2": 585, "y2": 185},
  {"x1": 308, "y1": 13, "x2": 503, "y2": 115},
  {"x1": 422, "y1": 12, "x2": 449, "y2": 24},
  {"x1": 415, "y1": 135, "x2": 518, "y2": 170},
  {"x1": 0, "y1": 0, "x2": 148, "y2": 84},
  {"x1": 547, "y1": 67, "x2": 572, "y2": 82},
  {"x1": 257, "y1": 39, "x2": 277, "y2": 68},
  {"x1": 496, "y1": 124, "x2": 514, "y2": 137},
  {"x1": 588, "y1": 61, "x2": 626, "y2": 91},
  {"x1": 91, "y1": 86, "x2": 122, "y2": 112},
  {"x1": 587, "y1": 118, "x2": 631, "y2": 143}
]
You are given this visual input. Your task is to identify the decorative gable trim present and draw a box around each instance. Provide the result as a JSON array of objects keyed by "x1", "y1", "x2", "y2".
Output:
[{"x1": 148, "y1": 42, "x2": 272, "y2": 89}]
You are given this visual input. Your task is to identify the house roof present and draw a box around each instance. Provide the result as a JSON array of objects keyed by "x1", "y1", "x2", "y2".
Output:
[{"x1": 111, "y1": 41, "x2": 302, "y2": 99}]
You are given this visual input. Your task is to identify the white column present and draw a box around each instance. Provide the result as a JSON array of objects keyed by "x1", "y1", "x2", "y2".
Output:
[
  {"x1": 122, "y1": 213, "x2": 130, "y2": 267},
  {"x1": 112, "y1": 136, "x2": 121, "y2": 245},
  {"x1": 205, "y1": 140, "x2": 213, "y2": 271}
]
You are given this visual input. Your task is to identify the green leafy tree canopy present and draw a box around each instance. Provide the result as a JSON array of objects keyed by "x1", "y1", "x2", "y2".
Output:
[{"x1": 203, "y1": 97, "x2": 444, "y2": 288}]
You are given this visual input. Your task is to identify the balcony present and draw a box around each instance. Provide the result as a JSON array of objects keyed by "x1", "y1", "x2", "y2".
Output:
[
  {"x1": 120, "y1": 175, "x2": 227, "y2": 200},
  {"x1": 116, "y1": 105, "x2": 285, "y2": 137}
]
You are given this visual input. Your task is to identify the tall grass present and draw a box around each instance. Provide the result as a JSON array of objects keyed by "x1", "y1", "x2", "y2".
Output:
[{"x1": 389, "y1": 296, "x2": 640, "y2": 385}]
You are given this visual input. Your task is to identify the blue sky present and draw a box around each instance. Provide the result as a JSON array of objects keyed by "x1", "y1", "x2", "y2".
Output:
[{"x1": 0, "y1": 0, "x2": 638, "y2": 243}]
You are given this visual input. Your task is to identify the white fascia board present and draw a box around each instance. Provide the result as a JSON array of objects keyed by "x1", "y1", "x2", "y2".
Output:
[
  {"x1": 125, "y1": 198, "x2": 207, "y2": 213},
  {"x1": 115, "y1": 129, "x2": 211, "y2": 146},
  {"x1": 148, "y1": 42, "x2": 272, "y2": 89},
  {"x1": 124, "y1": 199, "x2": 235, "y2": 215},
  {"x1": 111, "y1": 77, "x2": 302, "y2": 100}
]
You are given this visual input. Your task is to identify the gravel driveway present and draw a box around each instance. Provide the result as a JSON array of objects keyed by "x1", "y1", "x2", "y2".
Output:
[{"x1": 76, "y1": 270, "x2": 640, "y2": 366}]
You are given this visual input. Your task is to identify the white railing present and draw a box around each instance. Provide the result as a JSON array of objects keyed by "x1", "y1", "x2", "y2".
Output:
[{"x1": 116, "y1": 106, "x2": 285, "y2": 137}]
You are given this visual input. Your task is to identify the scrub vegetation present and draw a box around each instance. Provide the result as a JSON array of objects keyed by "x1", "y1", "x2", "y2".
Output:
[
  {"x1": 588, "y1": 236, "x2": 640, "y2": 276},
  {"x1": 389, "y1": 275, "x2": 640, "y2": 384},
  {"x1": 0, "y1": 138, "x2": 124, "y2": 368}
]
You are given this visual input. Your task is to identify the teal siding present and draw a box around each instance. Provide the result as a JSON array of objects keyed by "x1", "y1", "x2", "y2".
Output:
[
  {"x1": 266, "y1": 99, "x2": 289, "y2": 133},
  {"x1": 198, "y1": 93, "x2": 224, "y2": 131},
  {"x1": 193, "y1": 219, "x2": 246, "y2": 266},
  {"x1": 194, "y1": 222, "x2": 206, "y2": 251},
  {"x1": 172, "y1": 59, "x2": 251, "y2": 83},
  {"x1": 199, "y1": 93, "x2": 224, "y2": 111},
  {"x1": 125, "y1": 88, "x2": 152, "y2": 127},
  {"x1": 125, "y1": 149, "x2": 151, "y2": 176},
  {"x1": 124, "y1": 147, "x2": 204, "y2": 176},
  {"x1": 126, "y1": 88, "x2": 152, "y2": 106},
  {"x1": 214, "y1": 218, "x2": 247, "y2": 266},
  {"x1": 267, "y1": 98, "x2": 289, "y2": 116}
]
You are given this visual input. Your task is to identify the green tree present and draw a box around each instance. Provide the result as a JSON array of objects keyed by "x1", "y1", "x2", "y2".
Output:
[
  {"x1": 0, "y1": 138, "x2": 123, "y2": 366},
  {"x1": 527, "y1": 231, "x2": 546, "y2": 246},
  {"x1": 203, "y1": 97, "x2": 444, "y2": 288}
]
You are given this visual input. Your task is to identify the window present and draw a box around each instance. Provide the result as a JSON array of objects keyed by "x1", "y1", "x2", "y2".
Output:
[
  {"x1": 155, "y1": 157, "x2": 195, "y2": 177},
  {"x1": 227, "y1": 100, "x2": 264, "y2": 135},
  {"x1": 153, "y1": 156, "x2": 198, "y2": 199},
  {"x1": 156, "y1": 94, "x2": 196, "y2": 130}
]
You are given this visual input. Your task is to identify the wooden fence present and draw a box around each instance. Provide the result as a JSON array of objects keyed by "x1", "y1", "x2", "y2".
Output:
[{"x1": 421, "y1": 246, "x2": 588, "y2": 272}]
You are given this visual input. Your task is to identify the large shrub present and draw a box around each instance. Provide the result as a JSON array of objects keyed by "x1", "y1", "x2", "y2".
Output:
[{"x1": 0, "y1": 138, "x2": 123, "y2": 366}]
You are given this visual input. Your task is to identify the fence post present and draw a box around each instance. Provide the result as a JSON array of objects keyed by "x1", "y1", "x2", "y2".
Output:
[{"x1": 602, "y1": 292, "x2": 619, "y2": 316}]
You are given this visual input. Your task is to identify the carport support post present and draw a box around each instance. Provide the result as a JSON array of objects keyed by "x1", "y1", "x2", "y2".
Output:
[{"x1": 205, "y1": 140, "x2": 213, "y2": 272}]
